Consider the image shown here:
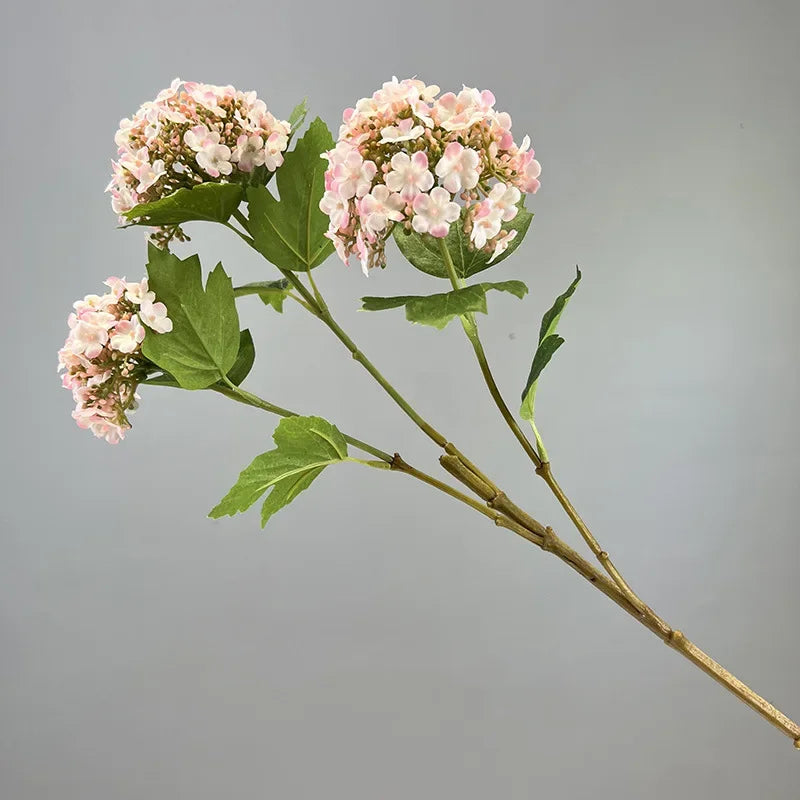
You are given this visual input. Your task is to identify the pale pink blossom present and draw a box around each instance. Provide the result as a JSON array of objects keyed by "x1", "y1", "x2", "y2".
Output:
[
  {"x1": 110, "y1": 316, "x2": 146, "y2": 353},
  {"x1": 359, "y1": 185, "x2": 405, "y2": 237},
  {"x1": 385, "y1": 152, "x2": 434, "y2": 201},
  {"x1": 319, "y1": 191, "x2": 350, "y2": 232},
  {"x1": 59, "y1": 277, "x2": 173, "y2": 443},
  {"x1": 264, "y1": 131, "x2": 289, "y2": 171},
  {"x1": 380, "y1": 117, "x2": 425, "y2": 144},
  {"x1": 488, "y1": 229, "x2": 518, "y2": 263},
  {"x1": 124, "y1": 279, "x2": 150, "y2": 305},
  {"x1": 196, "y1": 142, "x2": 233, "y2": 178},
  {"x1": 434, "y1": 88, "x2": 495, "y2": 131},
  {"x1": 321, "y1": 78, "x2": 541, "y2": 271},
  {"x1": 486, "y1": 182, "x2": 521, "y2": 222},
  {"x1": 332, "y1": 151, "x2": 377, "y2": 199},
  {"x1": 231, "y1": 134, "x2": 266, "y2": 172},
  {"x1": 139, "y1": 298, "x2": 173, "y2": 333},
  {"x1": 412, "y1": 187, "x2": 461, "y2": 238},
  {"x1": 107, "y1": 80, "x2": 291, "y2": 243},
  {"x1": 470, "y1": 201, "x2": 503, "y2": 249},
  {"x1": 434, "y1": 142, "x2": 480, "y2": 194}
]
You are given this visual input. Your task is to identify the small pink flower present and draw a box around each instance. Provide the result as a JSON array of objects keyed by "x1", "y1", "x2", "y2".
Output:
[
  {"x1": 486, "y1": 182, "x2": 521, "y2": 222},
  {"x1": 411, "y1": 187, "x2": 461, "y2": 238},
  {"x1": 380, "y1": 117, "x2": 425, "y2": 144},
  {"x1": 359, "y1": 185, "x2": 405, "y2": 237},
  {"x1": 184, "y1": 124, "x2": 217, "y2": 152},
  {"x1": 264, "y1": 131, "x2": 288, "y2": 171},
  {"x1": 435, "y1": 142, "x2": 480, "y2": 194},
  {"x1": 469, "y1": 201, "x2": 503, "y2": 249},
  {"x1": 231, "y1": 134, "x2": 266, "y2": 173},
  {"x1": 488, "y1": 229, "x2": 518, "y2": 263},
  {"x1": 124, "y1": 279, "x2": 150, "y2": 305},
  {"x1": 332, "y1": 151, "x2": 377, "y2": 200},
  {"x1": 109, "y1": 316, "x2": 146, "y2": 354},
  {"x1": 139, "y1": 298, "x2": 173, "y2": 334},
  {"x1": 196, "y1": 143, "x2": 233, "y2": 178},
  {"x1": 319, "y1": 191, "x2": 351, "y2": 232},
  {"x1": 385, "y1": 151, "x2": 434, "y2": 201}
]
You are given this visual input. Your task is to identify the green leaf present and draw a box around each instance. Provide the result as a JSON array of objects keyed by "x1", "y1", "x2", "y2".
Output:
[
  {"x1": 361, "y1": 280, "x2": 528, "y2": 330},
  {"x1": 246, "y1": 118, "x2": 335, "y2": 271},
  {"x1": 124, "y1": 183, "x2": 243, "y2": 227},
  {"x1": 226, "y1": 330, "x2": 256, "y2": 386},
  {"x1": 143, "y1": 330, "x2": 254, "y2": 388},
  {"x1": 234, "y1": 279, "x2": 291, "y2": 312},
  {"x1": 141, "y1": 246, "x2": 241, "y2": 389},
  {"x1": 288, "y1": 99, "x2": 308, "y2": 133},
  {"x1": 209, "y1": 416, "x2": 348, "y2": 527},
  {"x1": 520, "y1": 268, "x2": 582, "y2": 420},
  {"x1": 393, "y1": 202, "x2": 533, "y2": 280}
]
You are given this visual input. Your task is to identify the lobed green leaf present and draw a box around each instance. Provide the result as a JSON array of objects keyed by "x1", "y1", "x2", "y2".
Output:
[
  {"x1": 362, "y1": 280, "x2": 528, "y2": 330},
  {"x1": 209, "y1": 416, "x2": 348, "y2": 527},
  {"x1": 393, "y1": 203, "x2": 533, "y2": 280},
  {"x1": 141, "y1": 246, "x2": 241, "y2": 389},
  {"x1": 124, "y1": 183, "x2": 243, "y2": 227},
  {"x1": 246, "y1": 118, "x2": 334, "y2": 271}
]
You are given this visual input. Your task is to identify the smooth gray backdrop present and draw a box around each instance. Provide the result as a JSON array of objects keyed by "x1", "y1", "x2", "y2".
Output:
[{"x1": 2, "y1": 1, "x2": 798, "y2": 797}]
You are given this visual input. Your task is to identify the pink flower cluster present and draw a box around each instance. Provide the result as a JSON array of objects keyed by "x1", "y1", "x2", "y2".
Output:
[
  {"x1": 107, "y1": 78, "x2": 291, "y2": 246},
  {"x1": 58, "y1": 278, "x2": 173, "y2": 444},
  {"x1": 320, "y1": 77, "x2": 541, "y2": 274}
]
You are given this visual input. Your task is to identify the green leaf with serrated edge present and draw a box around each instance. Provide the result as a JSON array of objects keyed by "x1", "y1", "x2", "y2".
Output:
[
  {"x1": 288, "y1": 99, "x2": 308, "y2": 133},
  {"x1": 246, "y1": 118, "x2": 334, "y2": 271},
  {"x1": 234, "y1": 279, "x2": 291, "y2": 313},
  {"x1": 143, "y1": 329, "x2": 254, "y2": 388},
  {"x1": 124, "y1": 183, "x2": 243, "y2": 227},
  {"x1": 209, "y1": 416, "x2": 348, "y2": 527},
  {"x1": 520, "y1": 268, "x2": 582, "y2": 420},
  {"x1": 361, "y1": 280, "x2": 528, "y2": 330},
  {"x1": 141, "y1": 246, "x2": 240, "y2": 390},
  {"x1": 393, "y1": 202, "x2": 533, "y2": 279}
]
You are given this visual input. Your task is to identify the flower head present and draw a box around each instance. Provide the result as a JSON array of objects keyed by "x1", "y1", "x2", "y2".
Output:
[
  {"x1": 319, "y1": 77, "x2": 540, "y2": 273},
  {"x1": 58, "y1": 278, "x2": 173, "y2": 443},
  {"x1": 107, "y1": 79, "x2": 291, "y2": 247}
]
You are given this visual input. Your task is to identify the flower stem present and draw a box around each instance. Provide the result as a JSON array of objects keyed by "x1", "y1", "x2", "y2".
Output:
[
  {"x1": 437, "y1": 239, "x2": 542, "y2": 468},
  {"x1": 213, "y1": 378, "x2": 393, "y2": 463},
  {"x1": 536, "y1": 460, "x2": 647, "y2": 613},
  {"x1": 435, "y1": 239, "x2": 647, "y2": 611}
]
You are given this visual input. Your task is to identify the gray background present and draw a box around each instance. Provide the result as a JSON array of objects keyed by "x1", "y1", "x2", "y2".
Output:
[{"x1": 2, "y1": 0, "x2": 799, "y2": 796}]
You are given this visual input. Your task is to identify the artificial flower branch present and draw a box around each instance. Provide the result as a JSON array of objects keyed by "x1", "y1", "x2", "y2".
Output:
[{"x1": 58, "y1": 77, "x2": 799, "y2": 754}]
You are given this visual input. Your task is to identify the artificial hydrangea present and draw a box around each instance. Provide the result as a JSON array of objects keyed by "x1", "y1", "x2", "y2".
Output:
[
  {"x1": 107, "y1": 79, "x2": 291, "y2": 246},
  {"x1": 58, "y1": 278, "x2": 173, "y2": 443},
  {"x1": 320, "y1": 77, "x2": 541, "y2": 274}
]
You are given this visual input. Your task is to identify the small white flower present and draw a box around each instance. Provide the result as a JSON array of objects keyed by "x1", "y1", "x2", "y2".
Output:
[
  {"x1": 435, "y1": 142, "x2": 480, "y2": 194},
  {"x1": 411, "y1": 187, "x2": 460, "y2": 238},
  {"x1": 488, "y1": 229, "x2": 518, "y2": 263},
  {"x1": 486, "y1": 182, "x2": 521, "y2": 222},
  {"x1": 139, "y1": 298, "x2": 173, "y2": 333},
  {"x1": 359, "y1": 184, "x2": 405, "y2": 236},
  {"x1": 380, "y1": 117, "x2": 425, "y2": 143},
  {"x1": 319, "y1": 191, "x2": 350, "y2": 232},
  {"x1": 231, "y1": 134, "x2": 266, "y2": 173},
  {"x1": 109, "y1": 316, "x2": 146, "y2": 354},
  {"x1": 385, "y1": 151, "x2": 434, "y2": 201},
  {"x1": 196, "y1": 143, "x2": 233, "y2": 178}
]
